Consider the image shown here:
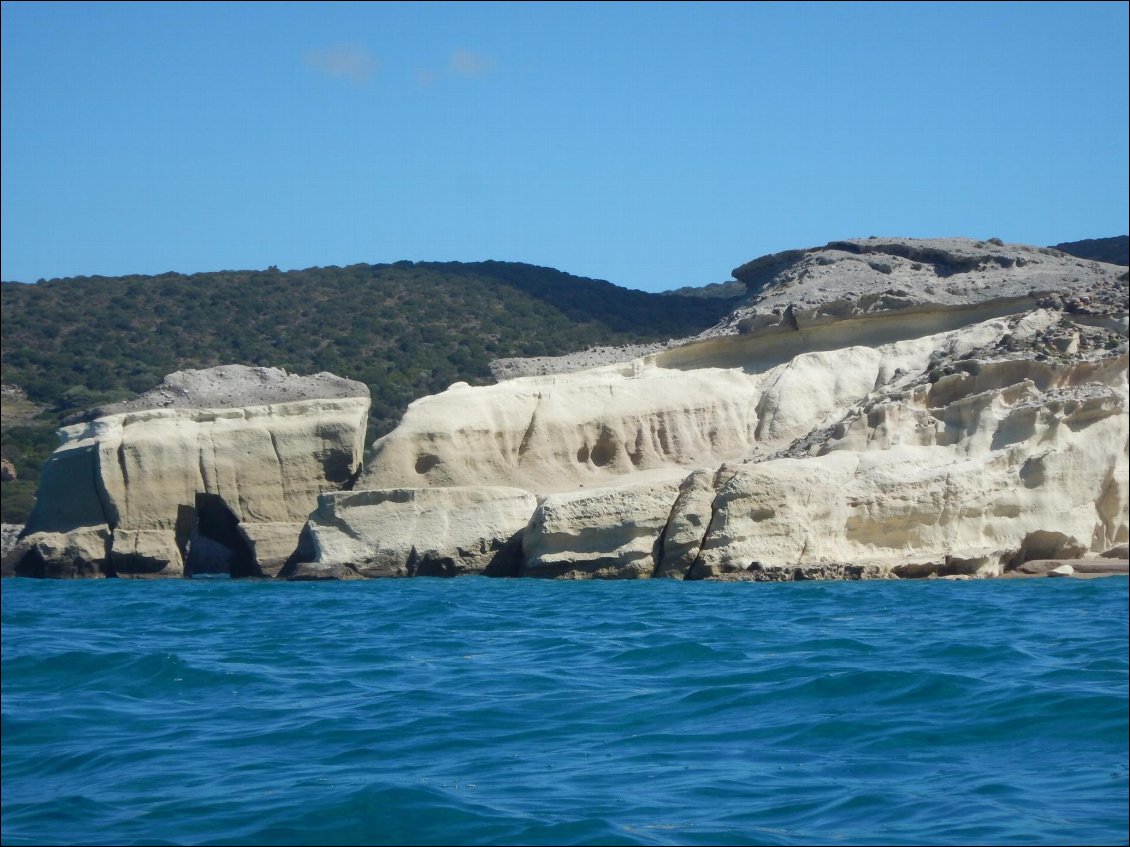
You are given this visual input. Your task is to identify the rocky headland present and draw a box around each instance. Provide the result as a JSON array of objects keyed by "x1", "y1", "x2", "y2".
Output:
[{"x1": 4, "y1": 238, "x2": 1127, "y2": 580}]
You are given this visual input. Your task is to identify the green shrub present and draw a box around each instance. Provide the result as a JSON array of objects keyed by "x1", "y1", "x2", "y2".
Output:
[{"x1": 0, "y1": 261, "x2": 741, "y2": 522}]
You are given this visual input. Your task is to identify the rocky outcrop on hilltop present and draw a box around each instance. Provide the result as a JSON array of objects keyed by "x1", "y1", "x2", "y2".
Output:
[
  {"x1": 2, "y1": 366, "x2": 369, "y2": 578},
  {"x1": 69, "y1": 365, "x2": 369, "y2": 420},
  {"x1": 713, "y1": 237, "x2": 1126, "y2": 340},
  {"x1": 341, "y1": 238, "x2": 1128, "y2": 580},
  {"x1": 489, "y1": 343, "x2": 671, "y2": 381}
]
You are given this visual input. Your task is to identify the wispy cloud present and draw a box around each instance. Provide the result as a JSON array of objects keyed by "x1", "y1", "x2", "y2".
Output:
[
  {"x1": 305, "y1": 43, "x2": 377, "y2": 83},
  {"x1": 416, "y1": 49, "x2": 494, "y2": 88},
  {"x1": 449, "y1": 48, "x2": 492, "y2": 78}
]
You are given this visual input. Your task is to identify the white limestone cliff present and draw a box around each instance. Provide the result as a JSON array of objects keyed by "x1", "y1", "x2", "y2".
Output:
[
  {"x1": 3, "y1": 367, "x2": 369, "y2": 578},
  {"x1": 346, "y1": 238, "x2": 1129, "y2": 580},
  {"x1": 7, "y1": 238, "x2": 1127, "y2": 581}
]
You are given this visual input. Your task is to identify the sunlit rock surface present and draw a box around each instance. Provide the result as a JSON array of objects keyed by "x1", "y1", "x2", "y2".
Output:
[
  {"x1": 8, "y1": 239, "x2": 1127, "y2": 581},
  {"x1": 289, "y1": 486, "x2": 537, "y2": 579},
  {"x1": 349, "y1": 238, "x2": 1128, "y2": 580},
  {"x1": 3, "y1": 367, "x2": 369, "y2": 578}
]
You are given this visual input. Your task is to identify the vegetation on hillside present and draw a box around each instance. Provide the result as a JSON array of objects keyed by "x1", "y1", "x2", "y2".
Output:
[
  {"x1": 662, "y1": 280, "x2": 748, "y2": 299},
  {"x1": 0, "y1": 261, "x2": 740, "y2": 522},
  {"x1": 1052, "y1": 236, "x2": 1129, "y2": 267}
]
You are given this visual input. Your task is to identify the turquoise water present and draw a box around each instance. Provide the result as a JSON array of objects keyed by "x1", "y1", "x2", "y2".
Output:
[{"x1": 2, "y1": 577, "x2": 1127, "y2": 846}]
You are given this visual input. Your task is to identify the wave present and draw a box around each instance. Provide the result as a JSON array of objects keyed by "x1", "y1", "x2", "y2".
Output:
[{"x1": 3, "y1": 577, "x2": 1127, "y2": 845}]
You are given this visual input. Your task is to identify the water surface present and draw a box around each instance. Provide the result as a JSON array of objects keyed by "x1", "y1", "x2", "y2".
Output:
[{"x1": 3, "y1": 577, "x2": 1127, "y2": 845}]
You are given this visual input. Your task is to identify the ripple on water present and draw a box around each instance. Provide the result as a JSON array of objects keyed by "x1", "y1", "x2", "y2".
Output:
[{"x1": 2, "y1": 577, "x2": 1127, "y2": 846}]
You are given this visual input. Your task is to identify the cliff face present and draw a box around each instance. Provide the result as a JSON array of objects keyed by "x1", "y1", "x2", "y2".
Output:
[
  {"x1": 337, "y1": 238, "x2": 1128, "y2": 580},
  {"x1": 3, "y1": 367, "x2": 369, "y2": 578},
  {"x1": 8, "y1": 239, "x2": 1128, "y2": 581}
]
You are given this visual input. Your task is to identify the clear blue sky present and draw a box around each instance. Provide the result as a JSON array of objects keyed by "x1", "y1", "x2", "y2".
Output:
[{"x1": 2, "y1": 1, "x2": 1127, "y2": 292}]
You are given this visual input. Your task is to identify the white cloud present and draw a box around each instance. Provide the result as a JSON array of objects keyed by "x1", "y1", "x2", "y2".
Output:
[
  {"x1": 449, "y1": 49, "x2": 492, "y2": 78},
  {"x1": 305, "y1": 43, "x2": 377, "y2": 83}
]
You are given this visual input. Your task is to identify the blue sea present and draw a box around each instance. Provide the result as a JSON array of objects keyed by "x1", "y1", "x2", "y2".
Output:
[{"x1": 2, "y1": 577, "x2": 1127, "y2": 846}]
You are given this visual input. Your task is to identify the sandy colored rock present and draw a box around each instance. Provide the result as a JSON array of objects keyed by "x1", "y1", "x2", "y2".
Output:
[
  {"x1": 653, "y1": 468, "x2": 722, "y2": 579},
  {"x1": 77, "y1": 365, "x2": 367, "y2": 419},
  {"x1": 522, "y1": 477, "x2": 684, "y2": 579},
  {"x1": 365, "y1": 236, "x2": 1126, "y2": 501},
  {"x1": 723, "y1": 237, "x2": 1126, "y2": 338},
  {"x1": 2, "y1": 528, "x2": 111, "y2": 579},
  {"x1": 352, "y1": 238, "x2": 1126, "y2": 581},
  {"x1": 296, "y1": 486, "x2": 537, "y2": 579},
  {"x1": 1070, "y1": 558, "x2": 1129, "y2": 575},
  {"x1": 5, "y1": 367, "x2": 369, "y2": 578},
  {"x1": 12, "y1": 239, "x2": 1128, "y2": 581},
  {"x1": 360, "y1": 363, "x2": 766, "y2": 494}
]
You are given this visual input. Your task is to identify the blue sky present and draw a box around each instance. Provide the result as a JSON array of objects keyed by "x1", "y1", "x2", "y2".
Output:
[{"x1": 2, "y1": 1, "x2": 1127, "y2": 292}]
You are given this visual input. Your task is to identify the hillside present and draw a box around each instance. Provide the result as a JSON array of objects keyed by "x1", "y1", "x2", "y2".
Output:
[
  {"x1": 0, "y1": 261, "x2": 741, "y2": 522},
  {"x1": 1052, "y1": 235, "x2": 1128, "y2": 266},
  {"x1": 10, "y1": 236, "x2": 1125, "y2": 582}
]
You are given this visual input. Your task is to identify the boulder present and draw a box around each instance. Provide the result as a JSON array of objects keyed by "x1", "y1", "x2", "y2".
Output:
[
  {"x1": 522, "y1": 476, "x2": 684, "y2": 579},
  {"x1": 653, "y1": 468, "x2": 720, "y2": 578},
  {"x1": 1070, "y1": 558, "x2": 1129, "y2": 575},
  {"x1": 293, "y1": 486, "x2": 537, "y2": 578}
]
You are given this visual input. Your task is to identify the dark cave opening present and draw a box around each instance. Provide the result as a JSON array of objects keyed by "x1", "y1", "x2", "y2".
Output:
[{"x1": 183, "y1": 494, "x2": 261, "y2": 579}]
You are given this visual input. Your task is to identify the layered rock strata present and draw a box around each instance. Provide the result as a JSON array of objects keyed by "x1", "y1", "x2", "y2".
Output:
[
  {"x1": 347, "y1": 238, "x2": 1128, "y2": 580},
  {"x1": 2, "y1": 367, "x2": 369, "y2": 578},
  {"x1": 7, "y1": 238, "x2": 1128, "y2": 581}
]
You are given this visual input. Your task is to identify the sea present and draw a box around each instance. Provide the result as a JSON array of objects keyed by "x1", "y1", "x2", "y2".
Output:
[{"x1": 2, "y1": 576, "x2": 1127, "y2": 846}]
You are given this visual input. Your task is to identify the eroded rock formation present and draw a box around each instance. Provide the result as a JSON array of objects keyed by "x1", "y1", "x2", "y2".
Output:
[
  {"x1": 291, "y1": 486, "x2": 536, "y2": 579},
  {"x1": 2, "y1": 366, "x2": 369, "y2": 578},
  {"x1": 8, "y1": 238, "x2": 1128, "y2": 581},
  {"x1": 342, "y1": 238, "x2": 1129, "y2": 581}
]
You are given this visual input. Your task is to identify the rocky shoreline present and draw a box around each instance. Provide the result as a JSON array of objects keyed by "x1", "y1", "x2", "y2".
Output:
[
  {"x1": 6, "y1": 517, "x2": 1124, "y2": 580},
  {"x1": 4, "y1": 238, "x2": 1127, "y2": 581}
]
